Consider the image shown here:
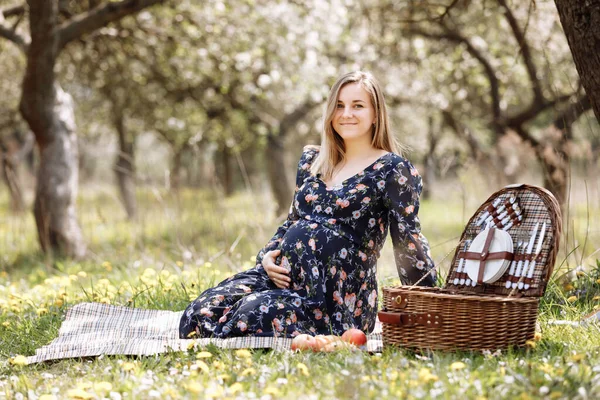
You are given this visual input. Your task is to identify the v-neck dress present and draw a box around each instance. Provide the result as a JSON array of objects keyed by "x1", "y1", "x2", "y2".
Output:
[{"x1": 179, "y1": 145, "x2": 436, "y2": 338}]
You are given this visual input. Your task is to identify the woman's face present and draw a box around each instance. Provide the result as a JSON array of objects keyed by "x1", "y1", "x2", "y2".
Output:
[{"x1": 332, "y1": 82, "x2": 377, "y2": 143}]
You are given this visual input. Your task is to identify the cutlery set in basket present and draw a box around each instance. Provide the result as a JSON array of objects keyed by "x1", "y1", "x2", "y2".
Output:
[{"x1": 378, "y1": 184, "x2": 562, "y2": 351}]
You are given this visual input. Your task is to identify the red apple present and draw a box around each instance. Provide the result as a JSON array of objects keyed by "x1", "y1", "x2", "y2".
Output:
[
  {"x1": 341, "y1": 328, "x2": 367, "y2": 346},
  {"x1": 291, "y1": 334, "x2": 317, "y2": 351},
  {"x1": 314, "y1": 335, "x2": 341, "y2": 351},
  {"x1": 321, "y1": 340, "x2": 357, "y2": 352}
]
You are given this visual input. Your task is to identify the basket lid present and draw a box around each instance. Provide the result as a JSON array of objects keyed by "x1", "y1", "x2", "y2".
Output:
[{"x1": 444, "y1": 184, "x2": 562, "y2": 297}]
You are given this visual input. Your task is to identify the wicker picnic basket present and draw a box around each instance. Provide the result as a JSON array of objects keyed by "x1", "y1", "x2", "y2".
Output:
[{"x1": 378, "y1": 184, "x2": 562, "y2": 351}]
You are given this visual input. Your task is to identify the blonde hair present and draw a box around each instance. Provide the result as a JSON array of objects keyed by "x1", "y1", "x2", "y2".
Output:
[{"x1": 310, "y1": 71, "x2": 402, "y2": 180}]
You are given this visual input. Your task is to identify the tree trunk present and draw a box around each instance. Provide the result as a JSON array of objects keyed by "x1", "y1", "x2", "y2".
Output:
[
  {"x1": 535, "y1": 135, "x2": 569, "y2": 210},
  {"x1": 171, "y1": 144, "x2": 187, "y2": 191},
  {"x1": 1, "y1": 150, "x2": 25, "y2": 212},
  {"x1": 0, "y1": 129, "x2": 32, "y2": 213},
  {"x1": 29, "y1": 87, "x2": 86, "y2": 258},
  {"x1": 422, "y1": 115, "x2": 437, "y2": 200},
  {"x1": 19, "y1": 1, "x2": 86, "y2": 258},
  {"x1": 266, "y1": 134, "x2": 291, "y2": 216},
  {"x1": 113, "y1": 108, "x2": 136, "y2": 219},
  {"x1": 554, "y1": 0, "x2": 600, "y2": 124},
  {"x1": 221, "y1": 145, "x2": 234, "y2": 197}
]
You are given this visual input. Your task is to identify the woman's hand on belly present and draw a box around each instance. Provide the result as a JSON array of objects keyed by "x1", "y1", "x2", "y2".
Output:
[{"x1": 262, "y1": 249, "x2": 291, "y2": 289}]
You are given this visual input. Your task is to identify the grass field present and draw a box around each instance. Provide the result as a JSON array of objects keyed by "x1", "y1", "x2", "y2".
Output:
[{"x1": 1, "y1": 184, "x2": 599, "y2": 399}]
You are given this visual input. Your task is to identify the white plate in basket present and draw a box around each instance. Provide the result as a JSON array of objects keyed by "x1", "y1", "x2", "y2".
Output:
[{"x1": 464, "y1": 228, "x2": 513, "y2": 284}]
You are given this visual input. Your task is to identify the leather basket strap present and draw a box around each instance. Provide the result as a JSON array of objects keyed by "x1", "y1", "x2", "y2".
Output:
[
  {"x1": 378, "y1": 311, "x2": 442, "y2": 328},
  {"x1": 458, "y1": 251, "x2": 514, "y2": 261}
]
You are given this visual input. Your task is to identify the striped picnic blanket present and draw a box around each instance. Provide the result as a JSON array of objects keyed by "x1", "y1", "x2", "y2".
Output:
[{"x1": 26, "y1": 302, "x2": 384, "y2": 364}]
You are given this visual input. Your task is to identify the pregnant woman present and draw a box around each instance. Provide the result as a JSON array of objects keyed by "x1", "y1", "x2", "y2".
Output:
[{"x1": 179, "y1": 71, "x2": 436, "y2": 339}]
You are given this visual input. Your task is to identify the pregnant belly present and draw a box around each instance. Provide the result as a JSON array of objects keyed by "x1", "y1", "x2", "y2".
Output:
[{"x1": 277, "y1": 221, "x2": 354, "y2": 294}]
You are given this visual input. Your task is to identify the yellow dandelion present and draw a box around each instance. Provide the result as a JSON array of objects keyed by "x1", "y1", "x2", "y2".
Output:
[
  {"x1": 564, "y1": 284, "x2": 574, "y2": 291},
  {"x1": 596, "y1": 278, "x2": 600, "y2": 284},
  {"x1": 241, "y1": 367, "x2": 256, "y2": 376},
  {"x1": 77, "y1": 271, "x2": 87, "y2": 278},
  {"x1": 534, "y1": 332, "x2": 542, "y2": 341},
  {"x1": 187, "y1": 341, "x2": 197, "y2": 350},
  {"x1": 297, "y1": 362, "x2": 309, "y2": 377},
  {"x1": 418, "y1": 368, "x2": 438, "y2": 383},
  {"x1": 122, "y1": 362, "x2": 136, "y2": 371},
  {"x1": 176, "y1": 261, "x2": 184, "y2": 267},
  {"x1": 186, "y1": 382, "x2": 203, "y2": 394},
  {"x1": 2, "y1": 321, "x2": 10, "y2": 327},
  {"x1": 76, "y1": 382, "x2": 92, "y2": 390},
  {"x1": 576, "y1": 271, "x2": 585, "y2": 277},
  {"x1": 570, "y1": 353, "x2": 585, "y2": 362},
  {"x1": 196, "y1": 360, "x2": 209, "y2": 373},
  {"x1": 69, "y1": 275, "x2": 78, "y2": 282},
  {"x1": 196, "y1": 351, "x2": 213, "y2": 359},
  {"x1": 593, "y1": 296, "x2": 600, "y2": 301},
  {"x1": 228, "y1": 382, "x2": 243, "y2": 394},
  {"x1": 549, "y1": 392, "x2": 563, "y2": 399},
  {"x1": 525, "y1": 340, "x2": 537, "y2": 348},
  {"x1": 264, "y1": 387, "x2": 280, "y2": 396},
  {"x1": 10, "y1": 355, "x2": 27, "y2": 366},
  {"x1": 66, "y1": 388, "x2": 93, "y2": 399},
  {"x1": 450, "y1": 361, "x2": 466, "y2": 371},
  {"x1": 37, "y1": 308, "x2": 48, "y2": 316},
  {"x1": 235, "y1": 349, "x2": 252, "y2": 358},
  {"x1": 55, "y1": 298, "x2": 64, "y2": 307},
  {"x1": 567, "y1": 296, "x2": 578, "y2": 303},
  {"x1": 540, "y1": 363, "x2": 553, "y2": 374},
  {"x1": 160, "y1": 270, "x2": 171, "y2": 278},
  {"x1": 212, "y1": 360, "x2": 224, "y2": 370},
  {"x1": 216, "y1": 373, "x2": 230, "y2": 381},
  {"x1": 187, "y1": 330, "x2": 197, "y2": 338},
  {"x1": 94, "y1": 382, "x2": 112, "y2": 392}
]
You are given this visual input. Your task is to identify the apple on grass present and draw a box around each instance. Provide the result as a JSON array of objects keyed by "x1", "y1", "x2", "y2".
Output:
[
  {"x1": 341, "y1": 328, "x2": 367, "y2": 347},
  {"x1": 291, "y1": 330, "x2": 367, "y2": 352},
  {"x1": 291, "y1": 334, "x2": 318, "y2": 351}
]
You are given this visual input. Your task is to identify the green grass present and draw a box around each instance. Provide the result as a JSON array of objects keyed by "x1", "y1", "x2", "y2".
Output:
[{"x1": 1, "y1": 185, "x2": 599, "y2": 399}]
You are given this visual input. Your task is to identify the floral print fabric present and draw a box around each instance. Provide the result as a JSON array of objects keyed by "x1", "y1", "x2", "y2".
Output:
[{"x1": 179, "y1": 146, "x2": 436, "y2": 339}]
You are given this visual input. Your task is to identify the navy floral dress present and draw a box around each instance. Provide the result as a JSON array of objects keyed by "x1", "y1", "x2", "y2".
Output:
[{"x1": 179, "y1": 145, "x2": 436, "y2": 338}]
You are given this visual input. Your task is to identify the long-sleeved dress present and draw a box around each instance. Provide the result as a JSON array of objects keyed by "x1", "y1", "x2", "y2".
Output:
[{"x1": 179, "y1": 145, "x2": 436, "y2": 338}]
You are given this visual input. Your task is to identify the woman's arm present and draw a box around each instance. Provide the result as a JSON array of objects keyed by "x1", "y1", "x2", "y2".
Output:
[
  {"x1": 254, "y1": 146, "x2": 319, "y2": 268},
  {"x1": 384, "y1": 159, "x2": 437, "y2": 286}
]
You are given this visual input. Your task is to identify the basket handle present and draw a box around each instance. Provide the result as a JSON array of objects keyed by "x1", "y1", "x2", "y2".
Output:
[{"x1": 378, "y1": 311, "x2": 442, "y2": 328}]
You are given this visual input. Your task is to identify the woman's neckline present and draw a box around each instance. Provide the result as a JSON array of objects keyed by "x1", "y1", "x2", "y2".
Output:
[{"x1": 316, "y1": 151, "x2": 393, "y2": 189}]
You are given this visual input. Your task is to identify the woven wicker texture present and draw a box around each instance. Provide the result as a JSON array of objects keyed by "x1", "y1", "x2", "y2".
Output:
[
  {"x1": 379, "y1": 184, "x2": 561, "y2": 351},
  {"x1": 380, "y1": 287, "x2": 539, "y2": 350},
  {"x1": 445, "y1": 184, "x2": 562, "y2": 297}
]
